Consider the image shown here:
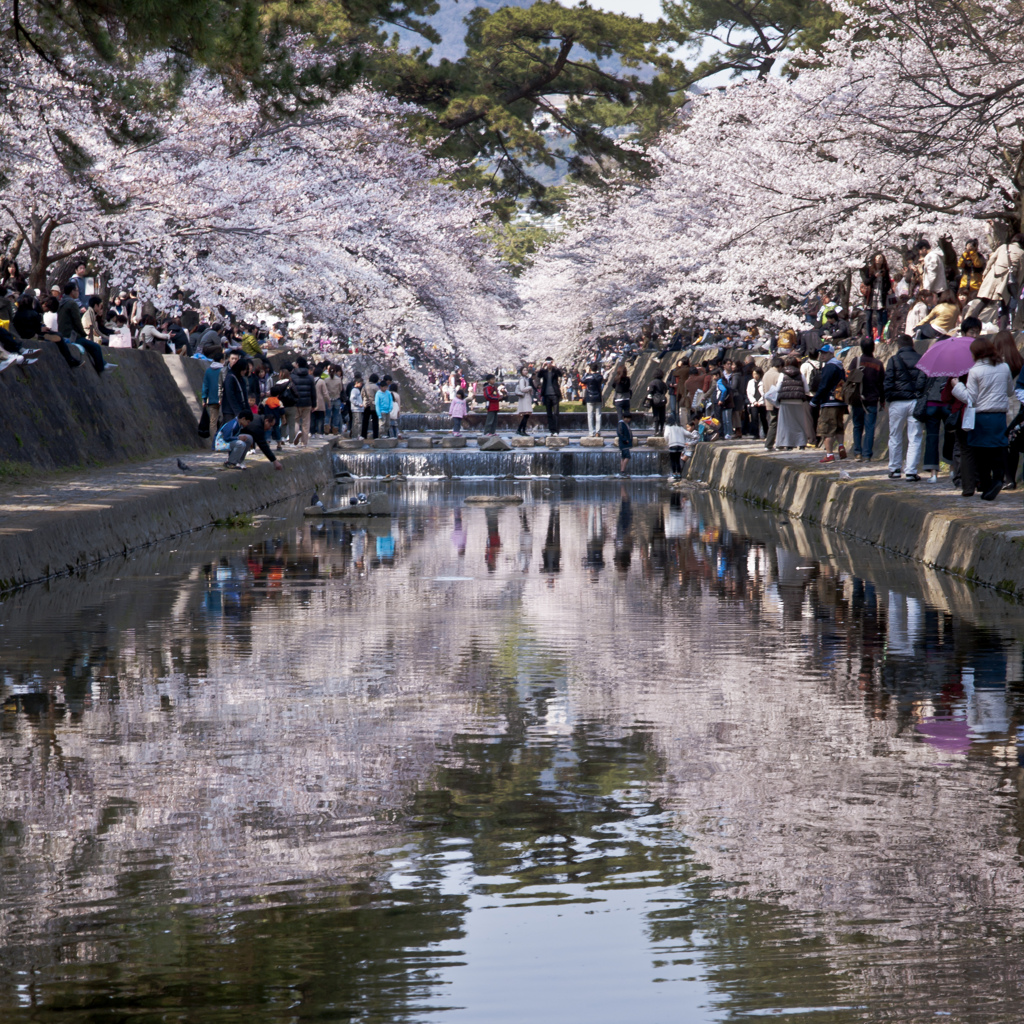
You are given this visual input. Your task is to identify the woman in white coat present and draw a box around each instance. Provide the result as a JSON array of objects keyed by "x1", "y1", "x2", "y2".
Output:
[
  {"x1": 952, "y1": 337, "x2": 1014, "y2": 500},
  {"x1": 514, "y1": 367, "x2": 535, "y2": 436}
]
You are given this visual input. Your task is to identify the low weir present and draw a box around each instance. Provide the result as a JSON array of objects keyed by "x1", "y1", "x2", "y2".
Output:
[
  {"x1": 332, "y1": 447, "x2": 668, "y2": 478},
  {"x1": 397, "y1": 412, "x2": 652, "y2": 432}
]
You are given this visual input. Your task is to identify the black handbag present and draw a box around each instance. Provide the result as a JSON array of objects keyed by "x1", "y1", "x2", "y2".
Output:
[{"x1": 197, "y1": 405, "x2": 211, "y2": 438}]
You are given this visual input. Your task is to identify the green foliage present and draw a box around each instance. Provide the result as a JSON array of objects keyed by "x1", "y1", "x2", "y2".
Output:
[
  {"x1": 376, "y1": 1, "x2": 691, "y2": 210},
  {"x1": 662, "y1": 0, "x2": 841, "y2": 81},
  {"x1": 3, "y1": 0, "x2": 443, "y2": 121},
  {"x1": 479, "y1": 208, "x2": 562, "y2": 272}
]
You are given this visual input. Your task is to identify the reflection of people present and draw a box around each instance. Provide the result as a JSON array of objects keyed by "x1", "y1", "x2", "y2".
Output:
[
  {"x1": 451, "y1": 509, "x2": 467, "y2": 557},
  {"x1": 376, "y1": 533, "x2": 395, "y2": 560},
  {"x1": 484, "y1": 509, "x2": 501, "y2": 572},
  {"x1": 584, "y1": 507, "x2": 605, "y2": 577},
  {"x1": 518, "y1": 511, "x2": 532, "y2": 572},
  {"x1": 540, "y1": 507, "x2": 561, "y2": 574},
  {"x1": 614, "y1": 489, "x2": 632, "y2": 571}
]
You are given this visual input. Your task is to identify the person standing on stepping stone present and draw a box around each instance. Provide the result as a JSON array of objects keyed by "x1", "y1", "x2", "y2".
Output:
[
  {"x1": 536, "y1": 357, "x2": 563, "y2": 435},
  {"x1": 514, "y1": 367, "x2": 534, "y2": 435},
  {"x1": 482, "y1": 375, "x2": 501, "y2": 435},
  {"x1": 583, "y1": 361, "x2": 604, "y2": 436}
]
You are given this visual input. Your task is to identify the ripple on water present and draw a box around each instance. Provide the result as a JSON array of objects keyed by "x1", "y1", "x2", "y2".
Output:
[{"x1": 0, "y1": 484, "x2": 1022, "y2": 1022}]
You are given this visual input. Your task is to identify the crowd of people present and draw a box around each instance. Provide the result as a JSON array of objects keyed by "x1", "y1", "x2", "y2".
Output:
[
  {"x1": 207, "y1": 352, "x2": 409, "y2": 469},
  {"x1": 5, "y1": 238, "x2": 1024, "y2": 491}
]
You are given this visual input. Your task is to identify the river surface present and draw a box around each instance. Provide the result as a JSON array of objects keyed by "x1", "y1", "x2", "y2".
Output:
[{"x1": 1, "y1": 481, "x2": 1023, "y2": 1023}]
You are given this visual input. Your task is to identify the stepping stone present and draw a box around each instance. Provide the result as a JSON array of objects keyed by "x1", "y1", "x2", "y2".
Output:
[
  {"x1": 510, "y1": 436, "x2": 534, "y2": 448},
  {"x1": 545, "y1": 435, "x2": 569, "y2": 448},
  {"x1": 580, "y1": 436, "x2": 605, "y2": 447},
  {"x1": 406, "y1": 437, "x2": 433, "y2": 449},
  {"x1": 478, "y1": 435, "x2": 512, "y2": 452},
  {"x1": 645, "y1": 436, "x2": 667, "y2": 449},
  {"x1": 441, "y1": 436, "x2": 467, "y2": 448},
  {"x1": 335, "y1": 437, "x2": 366, "y2": 450},
  {"x1": 372, "y1": 438, "x2": 399, "y2": 449}
]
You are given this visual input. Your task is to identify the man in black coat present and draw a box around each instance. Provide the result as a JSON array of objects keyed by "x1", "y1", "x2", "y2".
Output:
[
  {"x1": 536, "y1": 356, "x2": 563, "y2": 435},
  {"x1": 883, "y1": 334, "x2": 927, "y2": 480}
]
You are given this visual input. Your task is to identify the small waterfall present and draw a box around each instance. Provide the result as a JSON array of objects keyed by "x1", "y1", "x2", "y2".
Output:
[
  {"x1": 397, "y1": 411, "x2": 652, "y2": 431},
  {"x1": 333, "y1": 448, "x2": 668, "y2": 479}
]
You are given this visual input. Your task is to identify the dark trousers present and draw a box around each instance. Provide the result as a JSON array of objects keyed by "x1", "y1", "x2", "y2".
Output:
[
  {"x1": 972, "y1": 446, "x2": 1006, "y2": 495},
  {"x1": 544, "y1": 397, "x2": 560, "y2": 433},
  {"x1": 57, "y1": 336, "x2": 105, "y2": 374},
  {"x1": 952, "y1": 430, "x2": 977, "y2": 493},
  {"x1": 750, "y1": 406, "x2": 768, "y2": 438},
  {"x1": 517, "y1": 414, "x2": 531, "y2": 435},
  {"x1": 764, "y1": 408, "x2": 779, "y2": 448},
  {"x1": 652, "y1": 403, "x2": 666, "y2": 433},
  {"x1": 669, "y1": 449, "x2": 683, "y2": 474},
  {"x1": 851, "y1": 402, "x2": 878, "y2": 459},
  {"x1": 484, "y1": 408, "x2": 498, "y2": 433},
  {"x1": 361, "y1": 408, "x2": 379, "y2": 439},
  {"x1": 865, "y1": 308, "x2": 888, "y2": 339},
  {"x1": 615, "y1": 398, "x2": 630, "y2": 422},
  {"x1": 915, "y1": 323, "x2": 946, "y2": 342},
  {"x1": 922, "y1": 407, "x2": 945, "y2": 471}
]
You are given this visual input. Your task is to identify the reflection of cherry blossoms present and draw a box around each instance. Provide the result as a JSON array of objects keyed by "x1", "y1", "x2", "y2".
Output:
[{"x1": 519, "y1": 0, "x2": 1021, "y2": 354}]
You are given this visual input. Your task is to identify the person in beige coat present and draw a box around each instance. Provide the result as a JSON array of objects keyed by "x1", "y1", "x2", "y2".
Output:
[
  {"x1": 761, "y1": 356, "x2": 783, "y2": 450},
  {"x1": 976, "y1": 234, "x2": 1024, "y2": 321},
  {"x1": 974, "y1": 233, "x2": 1024, "y2": 325}
]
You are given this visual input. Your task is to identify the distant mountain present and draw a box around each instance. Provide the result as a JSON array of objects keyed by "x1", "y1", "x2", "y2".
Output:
[{"x1": 397, "y1": 0, "x2": 534, "y2": 61}]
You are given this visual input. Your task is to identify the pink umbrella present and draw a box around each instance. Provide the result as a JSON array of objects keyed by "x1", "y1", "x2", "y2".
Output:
[{"x1": 915, "y1": 335, "x2": 975, "y2": 377}]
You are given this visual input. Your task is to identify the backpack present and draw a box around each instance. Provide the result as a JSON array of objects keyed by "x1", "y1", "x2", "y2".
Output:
[
  {"x1": 841, "y1": 359, "x2": 864, "y2": 406},
  {"x1": 806, "y1": 361, "x2": 822, "y2": 394}
]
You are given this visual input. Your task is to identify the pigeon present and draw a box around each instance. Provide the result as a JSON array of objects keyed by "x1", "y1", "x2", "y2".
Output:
[
  {"x1": 838, "y1": 468, "x2": 852, "y2": 481},
  {"x1": 176, "y1": 458, "x2": 193, "y2": 472},
  {"x1": 311, "y1": 491, "x2": 324, "y2": 508}
]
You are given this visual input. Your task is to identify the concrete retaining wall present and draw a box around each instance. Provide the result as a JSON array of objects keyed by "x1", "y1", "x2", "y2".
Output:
[
  {"x1": 687, "y1": 443, "x2": 1024, "y2": 597},
  {"x1": 0, "y1": 446, "x2": 336, "y2": 593},
  {"x1": 1, "y1": 346, "x2": 206, "y2": 473}
]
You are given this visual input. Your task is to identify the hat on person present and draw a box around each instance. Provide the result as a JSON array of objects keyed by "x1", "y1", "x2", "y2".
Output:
[{"x1": 819, "y1": 343, "x2": 834, "y2": 353}]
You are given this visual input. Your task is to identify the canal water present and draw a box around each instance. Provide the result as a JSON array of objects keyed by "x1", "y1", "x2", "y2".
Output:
[{"x1": 1, "y1": 481, "x2": 1023, "y2": 1023}]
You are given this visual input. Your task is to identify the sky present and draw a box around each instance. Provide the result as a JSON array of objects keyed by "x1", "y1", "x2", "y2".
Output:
[{"x1": 592, "y1": 0, "x2": 665, "y2": 18}]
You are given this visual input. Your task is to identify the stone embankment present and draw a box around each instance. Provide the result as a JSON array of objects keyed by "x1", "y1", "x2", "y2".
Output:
[
  {"x1": 0, "y1": 442, "x2": 336, "y2": 593},
  {"x1": 687, "y1": 442, "x2": 1024, "y2": 598}
]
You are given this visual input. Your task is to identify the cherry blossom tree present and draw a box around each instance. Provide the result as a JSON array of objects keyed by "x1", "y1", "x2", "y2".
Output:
[
  {"x1": 518, "y1": 0, "x2": 1017, "y2": 357},
  {"x1": 0, "y1": 42, "x2": 521, "y2": 371}
]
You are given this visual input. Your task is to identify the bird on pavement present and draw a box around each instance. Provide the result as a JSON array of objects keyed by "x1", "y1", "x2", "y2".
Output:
[
  {"x1": 311, "y1": 491, "x2": 324, "y2": 507},
  {"x1": 177, "y1": 458, "x2": 193, "y2": 472}
]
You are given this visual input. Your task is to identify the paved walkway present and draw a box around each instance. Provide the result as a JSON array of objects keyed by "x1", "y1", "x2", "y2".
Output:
[{"x1": 0, "y1": 439, "x2": 336, "y2": 591}]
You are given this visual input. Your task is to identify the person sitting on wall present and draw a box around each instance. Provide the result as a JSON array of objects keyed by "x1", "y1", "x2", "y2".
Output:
[{"x1": 215, "y1": 409, "x2": 284, "y2": 471}]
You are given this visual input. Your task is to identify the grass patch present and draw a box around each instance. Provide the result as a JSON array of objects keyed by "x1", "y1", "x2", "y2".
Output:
[
  {"x1": 0, "y1": 460, "x2": 33, "y2": 481},
  {"x1": 213, "y1": 513, "x2": 254, "y2": 529}
]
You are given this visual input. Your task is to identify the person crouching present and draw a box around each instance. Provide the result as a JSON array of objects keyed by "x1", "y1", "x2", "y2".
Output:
[{"x1": 215, "y1": 409, "x2": 284, "y2": 471}]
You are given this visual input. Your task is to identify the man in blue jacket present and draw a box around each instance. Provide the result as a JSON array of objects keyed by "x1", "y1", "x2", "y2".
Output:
[
  {"x1": 201, "y1": 347, "x2": 223, "y2": 448},
  {"x1": 810, "y1": 344, "x2": 848, "y2": 463}
]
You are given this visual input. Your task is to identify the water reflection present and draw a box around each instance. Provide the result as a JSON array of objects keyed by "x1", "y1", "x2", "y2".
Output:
[{"x1": 1, "y1": 483, "x2": 1023, "y2": 1022}]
